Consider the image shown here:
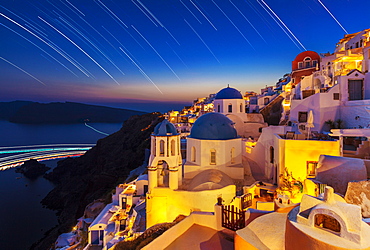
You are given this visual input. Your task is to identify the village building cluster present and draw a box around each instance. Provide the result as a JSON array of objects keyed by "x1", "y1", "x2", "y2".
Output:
[{"x1": 57, "y1": 28, "x2": 370, "y2": 250}]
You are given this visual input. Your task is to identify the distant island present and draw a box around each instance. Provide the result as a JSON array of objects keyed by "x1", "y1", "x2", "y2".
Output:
[
  {"x1": 0, "y1": 101, "x2": 147, "y2": 124},
  {"x1": 15, "y1": 159, "x2": 51, "y2": 179}
]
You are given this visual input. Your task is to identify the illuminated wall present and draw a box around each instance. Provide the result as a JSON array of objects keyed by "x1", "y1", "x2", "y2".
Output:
[
  {"x1": 279, "y1": 138, "x2": 340, "y2": 184},
  {"x1": 146, "y1": 185, "x2": 236, "y2": 228}
]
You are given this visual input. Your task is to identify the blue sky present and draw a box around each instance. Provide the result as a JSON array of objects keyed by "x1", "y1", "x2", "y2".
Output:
[{"x1": 0, "y1": 0, "x2": 369, "y2": 107}]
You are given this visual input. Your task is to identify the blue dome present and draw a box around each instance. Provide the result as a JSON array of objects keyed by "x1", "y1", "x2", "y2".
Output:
[
  {"x1": 189, "y1": 113, "x2": 238, "y2": 140},
  {"x1": 153, "y1": 119, "x2": 178, "y2": 136},
  {"x1": 215, "y1": 87, "x2": 243, "y2": 99}
]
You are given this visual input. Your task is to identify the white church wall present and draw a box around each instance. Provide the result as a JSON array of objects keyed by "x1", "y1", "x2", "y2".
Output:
[
  {"x1": 214, "y1": 99, "x2": 245, "y2": 114},
  {"x1": 185, "y1": 138, "x2": 243, "y2": 179}
]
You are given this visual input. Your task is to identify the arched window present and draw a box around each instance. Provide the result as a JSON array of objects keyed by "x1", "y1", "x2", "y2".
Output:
[
  {"x1": 159, "y1": 140, "x2": 165, "y2": 156},
  {"x1": 191, "y1": 146, "x2": 196, "y2": 162},
  {"x1": 231, "y1": 147, "x2": 235, "y2": 164},
  {"x1": 304, "y1": 57, "x2": 312, "y2": 68},
  {"x1": 228, "y1": 104, "x2": 232, "y2": 113},
  {"x1": 153, "y1": 139, "x2": 156, "y2": 156},
  {"x1": 217, "y1": 104, "x2": 220, "y2": 113},
  {"x1": 315, "y1": 214, "x2": 341, "y2": 233},
  {"x1": 270, "y1": 146, "x2": 274, "y2": 164},
  {"x1": 210, "y1": 149, "x2": 216, "y2": 165},
  {"x1": 171, "y1": 139, "x2": 176, "y2": 156}
]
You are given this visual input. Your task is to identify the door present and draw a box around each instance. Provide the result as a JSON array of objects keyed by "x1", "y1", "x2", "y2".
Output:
[{"x1": 90, "y1": 230, "x2": 104, "y2": 245}]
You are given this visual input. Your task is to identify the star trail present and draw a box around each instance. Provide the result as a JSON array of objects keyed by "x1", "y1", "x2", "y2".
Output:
[{"x1": 0, "y1": 0, "x2": 369, "y2": 105}]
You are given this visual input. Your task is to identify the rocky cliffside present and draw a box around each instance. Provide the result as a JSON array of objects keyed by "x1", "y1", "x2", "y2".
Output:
[{"x1": 31, "y1": 112, "x2": 163, "y2": 250}]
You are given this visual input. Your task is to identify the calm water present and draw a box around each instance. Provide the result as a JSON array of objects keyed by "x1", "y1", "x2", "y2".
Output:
[{"x1": 0, "y1": 120, "x2": 122, "y2": 250}]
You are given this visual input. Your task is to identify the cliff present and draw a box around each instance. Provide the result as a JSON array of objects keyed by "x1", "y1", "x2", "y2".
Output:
[
  {"x1": 30, "y1": 112, "x2": 163, "y2": 250},
  {"x1": 0, "y1": 101, "x2": 146, "y2": 123}
]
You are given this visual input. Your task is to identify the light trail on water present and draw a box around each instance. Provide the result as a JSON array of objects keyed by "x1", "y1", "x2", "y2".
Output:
[{"x1": 84, "y1": 123, "x2": 109, "y2": 136}]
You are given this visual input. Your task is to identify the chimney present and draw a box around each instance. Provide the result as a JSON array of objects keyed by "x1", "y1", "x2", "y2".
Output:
[{"x1": 323, "y1": 186, "x2": 335, "y2": 204}]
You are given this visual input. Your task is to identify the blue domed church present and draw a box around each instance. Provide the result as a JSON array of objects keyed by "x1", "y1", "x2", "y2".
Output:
[
  {"x1": 214, "y1": 86, "x2": 267, "y2": 139},
  {"x1": 184, "y1": 112, "x2": 244, "y2": 180},
  {"x1": 146, "y1": 112, "x2": 252, "y2": 228}
]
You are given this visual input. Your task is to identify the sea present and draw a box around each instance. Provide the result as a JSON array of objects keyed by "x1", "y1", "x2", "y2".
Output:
[
  {"x1": 0, "y1": 120, "x2": 123, "y2": 250},
  {"x1": 0, "y1": 101, "x2": 190, "y2": 249}
]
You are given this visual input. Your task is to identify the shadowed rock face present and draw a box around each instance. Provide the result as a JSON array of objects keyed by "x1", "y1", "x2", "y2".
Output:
[
  {"x1": 259, "y1": 96, "x2": 284, "y2": 126},
  {"x1": 345, "y1": 180, "x2": 370, "y2": 218},
  {"x1": 31, "y1": 112, "x2": 163, "y2": 250}
]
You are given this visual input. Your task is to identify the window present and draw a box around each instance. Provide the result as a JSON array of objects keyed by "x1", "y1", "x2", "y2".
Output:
[
  {"x1": 348, "y1": 79, "x2": 364, "y2": 100},
  {"x1": 304, "y1": 57, "x2": 311, "y2": 68},
  {"x1": 228, "y1": 104, "x2": 232, "y2": 113},
  {"x1": 307, "y1": 161, "x2": 318, "y2": 177},
  {"x1": 264, "y1": 97, "x2": 269, "y2": 105},
  {"x1": 298, "y1": 112, "x2": 308, "y2": 123},
  {"x1": 121, "y1": 197, "x2": 127, "y2": 208},
  {"x1": 333, "y1": 93, "x2": 340, "y2": 100},
  {"x1": 312, "y1": 60, "x2": 318, "y2": 67},
  {"x1": 159, "y1": 140, "x2": 165, "y2": 156},
  {"x1": 210, "y1": 149, "x2": 216, "y2": 165},
  {"x1": 240, "y1": 103, "x2": 243, "y2": 112},
  {"x1": 217, "y1": 104, "x2": 220, "y2": 112},
  {"x1": 231, "y1": 147, "x2": 235, "y2": 164},
  {"x1": 191, "y1": 146, "x2": 196, "y2": 162},
  {"x1": 171, "y1": 139, "x2": 176, "y2": 156},
  {"x1": 270, "y1": 146, "x2": 274, "y2": 164},
  {"x1": 298, "y1": 62, "x2": 303, "y2": 69}
]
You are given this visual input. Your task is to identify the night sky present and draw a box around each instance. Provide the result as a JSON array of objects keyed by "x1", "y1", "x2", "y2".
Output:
[{"x1": 0, "y1": 0, "x2": 369, "y2": 107}]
